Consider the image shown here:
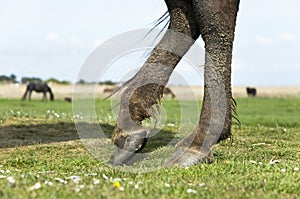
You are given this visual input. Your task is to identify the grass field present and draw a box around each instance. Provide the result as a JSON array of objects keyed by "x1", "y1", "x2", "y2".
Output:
[{"x1": 0, "y1": 97, "x2": 299, "y2": 198}]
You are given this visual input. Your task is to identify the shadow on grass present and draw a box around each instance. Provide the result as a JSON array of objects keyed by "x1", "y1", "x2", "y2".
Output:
[
  {"x1": 0, "y1": 122, "x2": 110, "y2": 149},
  {"x1": 0, "y1": 122, "x2": 177, "y2": 153}
]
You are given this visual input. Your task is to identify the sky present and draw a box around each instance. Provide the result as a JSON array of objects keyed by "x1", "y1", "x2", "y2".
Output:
[{"x1": 0, "y1": 0, "x2": 299, "y2": 86}]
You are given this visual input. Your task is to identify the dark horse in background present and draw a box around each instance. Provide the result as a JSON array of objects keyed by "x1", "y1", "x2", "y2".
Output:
[
  {"x1": 246, "y1": 87, "x2": 257, "y2": 97},
  {"x1": 22, "y1": 82, "x2": 54, "y2": 101}
]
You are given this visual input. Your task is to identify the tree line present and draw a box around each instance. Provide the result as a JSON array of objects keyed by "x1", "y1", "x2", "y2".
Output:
[
  {"x1": 0, "y1": 74, "x2": 117, "y2": 85},
  {"x1": 0, "y1": 74, "x2": 71, "y2": 84}
]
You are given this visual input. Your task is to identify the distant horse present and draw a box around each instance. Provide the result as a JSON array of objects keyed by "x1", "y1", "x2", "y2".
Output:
[
  {"x1": 64, "y1": 97, "x2": 72, "y2": 103},
  {"x1": 22, "y1": 82, "x2": 54, "y2": 101},
  {"x1": 103, "y1": 88, "x2": 115, "y2": 93},
  {"x1": 246, "y1": 87, "x2": 257, "y2": 97}
]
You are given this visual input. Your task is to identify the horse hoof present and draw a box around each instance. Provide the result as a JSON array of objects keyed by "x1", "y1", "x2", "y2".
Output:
[
  {"x1": 111, "y1": 129, "x2": 148, "y2": 166},
  {"x1": 165, "y1": 147, "x2": 213, "y2": 167}
]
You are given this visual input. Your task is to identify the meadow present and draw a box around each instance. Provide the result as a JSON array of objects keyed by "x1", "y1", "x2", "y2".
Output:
[{"x1": 0, "y1": 97, "x2": 299, "y2": 198}]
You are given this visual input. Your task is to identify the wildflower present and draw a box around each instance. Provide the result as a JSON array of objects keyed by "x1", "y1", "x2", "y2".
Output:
[
  {"x1": 85, "y1": 173, "x2": 97, "y2": 176},
  {"x1": 294, "y1": 167, "x2": 299, "y2": 171},
  {"x1": 74, "y1": 185, "x2": 84, "y2": 193},
  {"x1": 113, "y1": 181, "x2": 124, "y2": 191},
  {"x1": 269, "y1": 159, "x2": 280, "y2": 165},
  {"x1": 93, "y1": 179, "x2": 100, "y2": 185},
  {"x1": 281, "y1": 168, "x2": 286, "y2": 173},
  {"x1": 44, "y1": 181, "x2": 53, "y2": 186},
  {"x1": 113, "y1": 178, "x2": 122, "y2": 182},
  {"x1": 29, "y1": 182, "x2": 42, "y2": 191},
  {"x1": 199, "y1": 183, "x2": 205, "y2": 187},
  {"x1": 164, "y1": 183, "x2": 171, "y2": 188},
  {"x1": 250, "y1": 160, "x2": 257, "y2": 164},
  {"x1": 167, "y1": 123, "x2": 175, "y2": 127},
  {"x1": 187, "y1": 188, "x2": 197, "y2": 194},
  {"x1": 102, "y1": 174, "x2": 108, "y2": 180},
  {"x1": 113, "y1": 181, "x2": 121, "y2": 189},
  {"x1": 55, "y1": 177, "x2": 67, "y2": 184},
  {"x1": 69, "y1": 176, "x2": 82, "y2": 184},
  {"x1": 74, "y1": 187, "x2": 80, "y2": 193},
  {"x1": 7, "y1": 176, "x2": 16, "y2": 185},
  {"x1": 0, "y1": 175, "x2": 6, "y2": 179}
]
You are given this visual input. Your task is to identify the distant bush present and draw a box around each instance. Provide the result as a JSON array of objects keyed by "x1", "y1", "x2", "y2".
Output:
[
  {"x1": 45, "y1": 78, "x2": 60, "y2": 84},
  {"x1": 0, "y1": 74, "x2": 18, "y2": 83},
  {"x1": 21, "y1": 77, "x2": 42, "y2": 84},
  {"x1": 99, "y1": 80, "x2": 116, "y2": 85},
  {"x1": 76, "y1": 79, "x2": 87, "y2": 85},
  {"x1": 45, "y1": 78, "x2": 70, "y2": 85},
  {"x1": 60, "y1": 80, "x2": 71, "y2": 85}
]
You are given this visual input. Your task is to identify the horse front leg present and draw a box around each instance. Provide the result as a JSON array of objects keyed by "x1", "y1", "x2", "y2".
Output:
[
  {"x1": 42, "y1": 91, "x2": 47, "y2": 101},
  {"x1": 28, "y1": 91, "x2": 32, "y2": 101},
  {"x1": 166, "y1": 0, "x2": 240, "y2": 167},
  {"x1": 22, "y1": 89, "x2": 28, "y2": 100},
  {"x1": 111, "y1": 0, "x2": 200, "y2": 165}
]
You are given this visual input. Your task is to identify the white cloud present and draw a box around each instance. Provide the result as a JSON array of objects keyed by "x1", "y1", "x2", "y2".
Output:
[
  {"x1": 279, "y1": 33, "x2": 296, "y2": 42},
  {"x1": 45, "y1": 33, "x2": 63, "y2": 42},
  {"x1": 67, "y1": 37, "x2": 85, "y2": 48},
  {"x1": 256, "y1": 36, "x2": 273, "y2": 45}
]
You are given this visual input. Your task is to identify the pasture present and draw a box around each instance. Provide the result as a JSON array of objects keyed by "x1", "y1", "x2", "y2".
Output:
[{"x1": 0, "y1": 97, "x2": 299, "y2": 198}]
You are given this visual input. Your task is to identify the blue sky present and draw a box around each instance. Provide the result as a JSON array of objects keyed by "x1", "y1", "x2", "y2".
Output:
[{"x1": 0, "y1": 0, "x2": 299, "y2": 86}]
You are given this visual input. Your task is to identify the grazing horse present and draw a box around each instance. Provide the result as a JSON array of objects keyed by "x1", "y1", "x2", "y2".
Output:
[
  {"x1": 22, "y1": 82, "x2": 54, "y2": 101},
  {"x1": 103, "y1": 88, "x2": 115, "y2": 93},
  {"x1": 111, "y1": 0, "x2": 240, "y2": 167},
  {"x1": 246, "y1": 87, "x2": 257, "y2": 97},
  {"x1": 64, "y1": 97, "x2": 72, "y2": 103}
]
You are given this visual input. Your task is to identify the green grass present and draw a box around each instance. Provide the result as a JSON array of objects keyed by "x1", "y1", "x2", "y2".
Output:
[{"x1": 0, "y1": 97, "x2": 300, "y2": 199}]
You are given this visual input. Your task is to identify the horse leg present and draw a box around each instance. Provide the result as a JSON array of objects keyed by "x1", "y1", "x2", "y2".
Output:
[
  {"x1": 111, "y1": 0, "x2": 200, "y2": 165},
  {"x1": 43, "y1": 91, "x2": 47, "y2": 101},
  {"x1": 28, "y1": 90, "x2": 32, "y2": 101},
  {"x1": 166, "y1": 0, "x2": 240, "y2": 167},
  {"x1": 22, "y1": 88, "x2": 28, "y2": 100}
]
